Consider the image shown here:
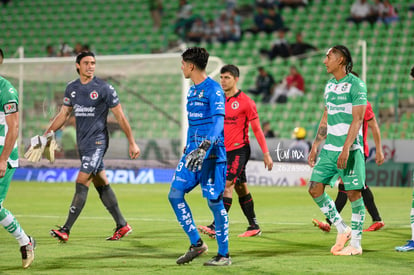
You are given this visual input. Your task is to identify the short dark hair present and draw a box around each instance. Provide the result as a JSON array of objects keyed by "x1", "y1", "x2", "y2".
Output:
[
  {"x1": 0, "y1": 48, "x2": 3, "y2": 59},
  {"x1": 181, "y1": 47, "x2": 209, "y2": 70},
  {"x1": 331, "y1": 45, "x2": 353, "y2": 74},
  {"x1": 410, "y1": 66, "x2": 414, "y2": 78},
  {"x1": 75, "y1": 51, "x2": 95, "y2": 74},
  {"x1": 220, "y1": 64, "x2": 240, "y2": 78}
]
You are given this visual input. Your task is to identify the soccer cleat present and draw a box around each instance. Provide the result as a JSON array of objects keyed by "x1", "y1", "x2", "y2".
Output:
[
  {"x1": 330, "y1": 226, "x2": 351, "y2": 254},
  {"x1": 198, "y1": 224, "x2": 216, "y2": 239},
  {"x1": 363, "y1": 221, "x2": 385, "y2": 232},
  {"x1": 20, "y1": 236, "x2": 36, "y2": 269},
  {"x1": 50, "y1": 226, "x2": 69, "y2": 242},
  {"x1": 204, "y1": 254, "x2": 232, "y2": 266},
  {"x1": 238, "y1": 225, "x2": 262, "y2": 237},
  {"x1": 395, "y1": 240, "x2": 414, "y2": 252},
  {"x1": 176, "y1": 242, "x2": 208, "y2": 264},
  {"x1": 333, "y1": 245, "x2": 362, "y2": 256},
  {"x1": 312, "y1": 218, "x2": 331, "y2": 233},
  {"x1": 106, "y1": 223, "x2": 132, "y2": 240}
]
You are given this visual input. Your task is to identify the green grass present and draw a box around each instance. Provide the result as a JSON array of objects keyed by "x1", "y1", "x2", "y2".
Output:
[{"x1": 1, "y1": 182, "x2": 414, "y2": 274}]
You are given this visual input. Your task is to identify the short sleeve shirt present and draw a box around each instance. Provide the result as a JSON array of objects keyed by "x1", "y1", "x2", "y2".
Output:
[
  {"x1": 63, "y1": 76, "x2": 119, "y2": 151},
  {"x1": 224, "y1": 90, "x2": 258, "y2": 151},
  {"x1": 323, "y1": 73, "x2": 367, "y2": 153},
  {"x1": 0, "y1": 77, "x2": 19, "y2": 167}
]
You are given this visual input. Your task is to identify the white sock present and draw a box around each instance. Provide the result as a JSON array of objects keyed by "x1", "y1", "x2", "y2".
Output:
[
  {"x1": 334, "y1": 220, "x2": 348, "y2": 234},
  {"x1": 410, "y1": 208, "x2": 414, "y2": 241},
  {"x1": 0, "y1": 211, "x2": 29, "y2": 246}
]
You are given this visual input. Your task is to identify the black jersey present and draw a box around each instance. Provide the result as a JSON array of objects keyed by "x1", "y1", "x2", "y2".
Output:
[{"x1": 63, "y1": 76, "x2": 119, "y2": 151}]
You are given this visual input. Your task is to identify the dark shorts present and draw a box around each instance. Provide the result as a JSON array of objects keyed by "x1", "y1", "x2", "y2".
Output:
[
  {"x1": 79, "y1": 144, "x2": 107, "y2": 175},
  {"x1": 226, "y1": 144, "x2": 250, "y2": 184}
]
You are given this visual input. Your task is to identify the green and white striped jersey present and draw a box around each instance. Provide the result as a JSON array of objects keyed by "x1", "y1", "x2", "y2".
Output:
[
  {"x1": 0, "y1": 76, "x2": 19, "y2": 167},
  {"x1": 323, "y1": 73, "x2": 367, "y2": 153}
]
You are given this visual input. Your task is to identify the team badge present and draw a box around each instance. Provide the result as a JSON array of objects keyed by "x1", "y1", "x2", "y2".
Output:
[
  {"x1": 4, "y1": 102, "x2": 17, "y2": 114},
  {"x1": 231, "y1": 101, "x2": 239, "y2": 110},
  {"x1": 199, "y1": 90, "x2": 204, "y2": 98},
  {"x1": 90, "y1": 90, "x2": 99, "y2": 100},
  {"x1": 63, "y1": 97, "x2": 71, "y2": 104}
]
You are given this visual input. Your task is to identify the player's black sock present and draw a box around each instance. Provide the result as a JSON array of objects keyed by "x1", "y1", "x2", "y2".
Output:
[
  {"x1": 64, "y1": 182, "x2": 88, "y2": 231},
  {"x1": 96, "y1": 185, "x2": 126, "y2": 228},
  {"x1": 223, "y1": 197, "x2": 232, "y2": 213},
  {"x1": 362, "y1": 186, "x2": 382, "y2": 222},
  {"x1": 239, "y1": 193, "x2": 258, "y2": 227}
]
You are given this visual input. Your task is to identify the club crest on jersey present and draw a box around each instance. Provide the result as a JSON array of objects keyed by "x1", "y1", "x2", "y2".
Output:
[
  {"x1": 90, "y1": 90, "x2": 99, "y2": 100},
  {"x1": 199, "y1": 90, "x2": 204, "y2": 98},
  {"x1": 231, "y1": 101, "x2": 239, "y2": 110},
  {"x1": 341, "y1": 83, "x2": 348, "y2": 91}
]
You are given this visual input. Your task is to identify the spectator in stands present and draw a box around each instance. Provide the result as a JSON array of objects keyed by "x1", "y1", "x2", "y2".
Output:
[
  {"x1": 290, "y1": 32, "x2": 317, "y2": 57},
  {"x1": 245, "y1": 6, "x2": 268, "y2": 34},
  {"x1": 204, "y1": 19, "x2": 220, "y2": 43},
  {"x1": 263, "y1": 6, "x2": 285, "y2": 33},
  {"x1": 219, "y1": 17, "x2": 241, "y2": 43},
  {"x1": 371, "y1": 0, "x2": 386, "y2": 22},
  {"x1": 46, "y1": 44, "x2": 57, "y2": 57},
  {"x1": 247, "y1": 66, "x2": 276, "y2": 103},
  {"x1": 148, "y1": 0, "x2": 163, "y2": 30},
  {"x1": 380, "y1": 0, "x2": 399, "y2": 24},
  {"x1": 58, "y1": 42, "x2": 74, "y2": 57},
  {"x1": 262, "y1": 121, "x2": 276, "y2": 138},
  {"x1": 73, "y1": 42, "x2": 84, "y2": 55},
  {"x1": 174, "y1": 0, "x2": 194, "y2": 39},
  {"x1": 225, "y1": 0, "x2": 237, "y2": 11},
  {"x1": 287, "y1": 127, "x2": 311, "y2": 163},
  {"x1": 260, "y1": 28, "x2": 291, "y2": 60},
  {"x1": 346, "y1": 0, "x2": 375, "y2": 25},
  {"x1": 187, "y1": 18, "x2": 205, "y2": 43},
  {"x1": 278, "y1": 0, "x2": 308, "y2": 10},
  {"x1": 270, "y1": 65, "x2": 304, "y2": 103}
]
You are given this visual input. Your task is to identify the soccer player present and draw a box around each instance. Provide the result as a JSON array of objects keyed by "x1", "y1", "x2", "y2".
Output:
[
  {"x1": 395, "y1": 65, "x2": 414, "y2": 252},
  {"x1": 168, "y1": 47, "x2": 230, "y2": 266},
  {"x1": 45, "y1": 51, "x2": 140, "y2": 242},
  {"x1": 0, "y1": 48, "x2": 35, "y2": 269},
  {"x1": 308, "y1": 45, "x2": 367, "y2": 256},
  {"x1": 312, "y1": 99, "x2": 385, "y2": 233},
  {"x1": 198, "y1": 64, "x2": 273, "y2": 238}
]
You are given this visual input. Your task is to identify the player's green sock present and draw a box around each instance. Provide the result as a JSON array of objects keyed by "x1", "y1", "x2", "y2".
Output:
[
  {"x1": 0, "y1": 207, "x2": 29, "y2": 246},
  {"x1": 350, "y1": 197, "x2": 365, "y2": 249},
  {"x1": 313, "y1": 192, "x2": 345, "y2": 231}
]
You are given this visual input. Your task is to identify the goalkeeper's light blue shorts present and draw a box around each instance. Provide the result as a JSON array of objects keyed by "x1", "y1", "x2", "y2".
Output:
[{"x1": 171, "y1": 154, "x2": 226, "y2": 200}]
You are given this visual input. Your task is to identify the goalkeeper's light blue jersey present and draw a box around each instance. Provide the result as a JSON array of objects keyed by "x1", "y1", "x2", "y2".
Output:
[
  {"x1": 186, "y1": 77, "x2": 226, "y2": 163},
  {"x1": 63, "y1": 76, "x2": 119, "y2": 151},
  {"x1": 0, "y1": 76, "x2": 19, "y2": 167}
]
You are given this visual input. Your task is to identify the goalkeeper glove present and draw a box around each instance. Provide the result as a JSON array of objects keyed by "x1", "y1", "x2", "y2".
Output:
[
  {"x1": 44, "y1": 130, "x2": 59, "y2": 163},
  {"x1": 185, "y1": 140, "x2": 211, "y2": 172},
  {"x1": 24, "y1": 135, "x2": 47, "y2": 162}
]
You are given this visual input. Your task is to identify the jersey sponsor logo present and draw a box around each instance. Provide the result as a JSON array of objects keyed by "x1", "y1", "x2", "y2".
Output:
[
  {"x1": 90, "y1": 90, "x2": 99, "y2": 100},
  {"x1": 194, "y1": 102, "x2": 204, "y2": 106},
  {"x1": 71, "y1": 91, "x2": 76, "y2": 98},
  {"x1": 189, "y1": 112, "x2": 203, "y2": 118},
  {"x1": 74, "y1": 104, "x2": 96, "y2": 117},
  {"x1": 231, "y1": 101, "x2": 239, "y2": 110},
  {"x1": 337, "y1": 96, "x2": 347, "y2": 100},
  {"x1": 4, "y1": 102, "x2": 17, "y2": 114}
]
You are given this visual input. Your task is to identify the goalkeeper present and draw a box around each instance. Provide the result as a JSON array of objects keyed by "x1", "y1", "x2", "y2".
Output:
[
  {"x1": 34, "y1": 52, "x2": 141, "y2": 242},
  {"x1": 168, "y1": 47, "x2": 230, "y2": 266}
]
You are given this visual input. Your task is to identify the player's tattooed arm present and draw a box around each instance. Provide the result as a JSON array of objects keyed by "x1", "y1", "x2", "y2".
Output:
[{"x1": 313, "y1": 107, "x2": 328, "y2": 146}]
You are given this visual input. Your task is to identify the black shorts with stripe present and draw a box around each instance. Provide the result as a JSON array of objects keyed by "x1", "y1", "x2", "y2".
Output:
[{"x1": 226, "y1": 144, "x2": 250, "y2": 183}]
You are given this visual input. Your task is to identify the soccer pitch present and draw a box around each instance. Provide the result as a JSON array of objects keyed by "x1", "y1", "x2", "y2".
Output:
[{"x1": 1, "y1": 182, "x2": 413, "y2": 274}]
